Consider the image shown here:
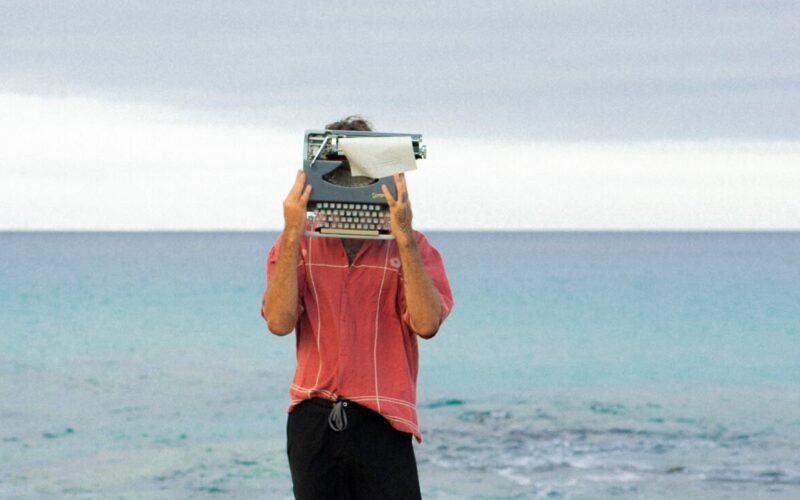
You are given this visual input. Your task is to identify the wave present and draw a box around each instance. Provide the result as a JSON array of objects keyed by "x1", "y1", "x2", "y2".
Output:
[{"x1": 418, "y1": 402, "x2": 800, "y2": 493}]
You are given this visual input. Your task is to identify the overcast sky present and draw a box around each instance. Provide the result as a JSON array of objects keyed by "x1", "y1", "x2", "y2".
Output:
[{"x1": 1, "y1": 1, "x2": 799, "y2": 229}]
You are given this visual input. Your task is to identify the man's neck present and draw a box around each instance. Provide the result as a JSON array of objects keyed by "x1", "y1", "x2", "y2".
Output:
[{"x1": 342, "y1": 239, "x2": 363, "y2": 265}]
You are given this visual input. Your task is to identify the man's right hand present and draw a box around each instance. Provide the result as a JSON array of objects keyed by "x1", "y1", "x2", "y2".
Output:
[
  {"x1": 263, "y1": 170, "x2": 311, "y2": 335},
  {"x1": 283, "y1": 170, "x2": 312, "y2": 237}
]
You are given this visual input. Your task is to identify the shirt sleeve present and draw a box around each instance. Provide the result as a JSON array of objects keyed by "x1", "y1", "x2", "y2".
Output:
[
  {"x1": 398, "y1": 231, "x2": 454, "y2": 333},
  {"x1": 262, "y1": 233, "x2": 307, "y2": 321}
]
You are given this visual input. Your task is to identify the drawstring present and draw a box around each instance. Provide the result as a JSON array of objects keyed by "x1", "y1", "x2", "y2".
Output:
[{"x1": 328, "y1": 400, "x2": 348, "y2": 431}]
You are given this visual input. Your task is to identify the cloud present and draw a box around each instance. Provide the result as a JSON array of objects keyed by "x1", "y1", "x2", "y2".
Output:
[
  {"x1": 417, "y1": 139, "x2": 800, "y2": 230},
  {"x1": 0, "y1": 94, "x2": 296, "y2": 229},
  {"x1": 2, "y1": 93, "x2": 798, "y2": 230},
  {"x1": 1, "y1": 1, "x2": 798, "y2": 139}
]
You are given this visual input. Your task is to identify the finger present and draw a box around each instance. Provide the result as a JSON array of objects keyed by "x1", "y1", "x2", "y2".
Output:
[
  {"x1": 394, "y1": 173, "x2": 408, "y2": 202},
  {"x1": 288, "y1": 170, "x2": 305, "y2": 198},
  {"x1": 299, "y1": 184, "x2": 312, "y2": 207},
  {"x1": 381, "y1": 184, "x2": 396, "y2": 207},
  {"x1": 393, "y1": 173, "x2": 406, "y2": 191}
]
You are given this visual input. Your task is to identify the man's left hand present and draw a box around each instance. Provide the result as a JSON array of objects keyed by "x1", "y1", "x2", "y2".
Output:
[{"x1": 381, "y1": 173, "x2": 414, "y2": 243}]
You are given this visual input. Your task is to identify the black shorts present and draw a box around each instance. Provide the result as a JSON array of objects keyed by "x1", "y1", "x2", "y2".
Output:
[{"x1": 287, "y1": 398, "x2": 421, "y2": 500}]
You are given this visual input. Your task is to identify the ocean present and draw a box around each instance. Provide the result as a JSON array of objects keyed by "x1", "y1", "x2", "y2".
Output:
[{"x1": 1, "y1": 231, "x2": 799, "y2": 499}]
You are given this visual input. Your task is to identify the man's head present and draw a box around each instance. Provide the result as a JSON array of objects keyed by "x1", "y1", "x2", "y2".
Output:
[
  {"x1": 322, "y1": 116, "x2": 374, "y2": 186},
  {"x1": 326, "y1": 115, "x2": 373, "y2": 132}
]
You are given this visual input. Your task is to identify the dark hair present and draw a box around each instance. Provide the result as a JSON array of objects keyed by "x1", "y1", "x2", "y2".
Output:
[{"x1": 325, "y1": 115, "x2": 373, "y2": 131}]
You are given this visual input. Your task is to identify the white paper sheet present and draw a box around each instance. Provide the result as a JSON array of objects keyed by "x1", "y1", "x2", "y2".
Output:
[{"x1": 338, "y1": 136, "x2": 417, "y2": 179}]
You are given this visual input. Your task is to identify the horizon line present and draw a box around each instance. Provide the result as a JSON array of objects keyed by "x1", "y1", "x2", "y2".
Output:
[{"x1": 3, "y1": 228, "x2": 800, "y2": 234}]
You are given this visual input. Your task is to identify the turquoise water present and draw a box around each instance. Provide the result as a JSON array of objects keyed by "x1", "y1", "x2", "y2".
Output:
[{"x1": 2, "y1": 231, "x2": 799, "y2": 498}]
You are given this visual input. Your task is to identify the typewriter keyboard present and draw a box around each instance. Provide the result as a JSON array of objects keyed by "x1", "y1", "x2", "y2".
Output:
[{"x1": 306, "y1": 202, "x2": 393, "y2": 239}]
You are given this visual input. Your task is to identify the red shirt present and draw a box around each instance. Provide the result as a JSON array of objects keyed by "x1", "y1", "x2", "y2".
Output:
[{"x1": 264, "y1": 231, "x2": 453, "y2": 442}]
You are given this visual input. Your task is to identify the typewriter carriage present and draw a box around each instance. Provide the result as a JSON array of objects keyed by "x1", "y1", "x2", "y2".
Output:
[{"x1": 305, "y1": 129, "x2": 427, "y2": 165}]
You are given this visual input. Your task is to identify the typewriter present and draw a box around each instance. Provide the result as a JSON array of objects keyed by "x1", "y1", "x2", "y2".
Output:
[{"x1": 303, "y1": 129, "x2": 427, "y2": 239}]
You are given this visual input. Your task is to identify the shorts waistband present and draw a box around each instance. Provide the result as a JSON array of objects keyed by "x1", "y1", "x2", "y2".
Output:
[
  {"x1": 302, "y1": 397, "x2": 353, "y2": 408},
  {"x1": 297, "y1": 397, "x2": 375, "y2": 413}
]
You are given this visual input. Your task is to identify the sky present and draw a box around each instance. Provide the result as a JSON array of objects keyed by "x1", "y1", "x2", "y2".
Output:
[{"x1": 1, "y1": 1, "x2": 799, "y2": 230}]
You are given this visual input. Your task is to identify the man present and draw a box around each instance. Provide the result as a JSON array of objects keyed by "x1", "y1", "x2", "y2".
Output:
[{"x1": 261, "y1": 116, "x2": 454, "y2": 499}]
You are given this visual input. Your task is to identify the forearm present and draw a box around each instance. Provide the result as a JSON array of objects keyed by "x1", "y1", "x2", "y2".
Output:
[
  {"x1": 262, "y1": 229, "x2": 302, "y2": 335},
  {"x1": 396, "y1": 233, "x2": 442, "y2": 338}
]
